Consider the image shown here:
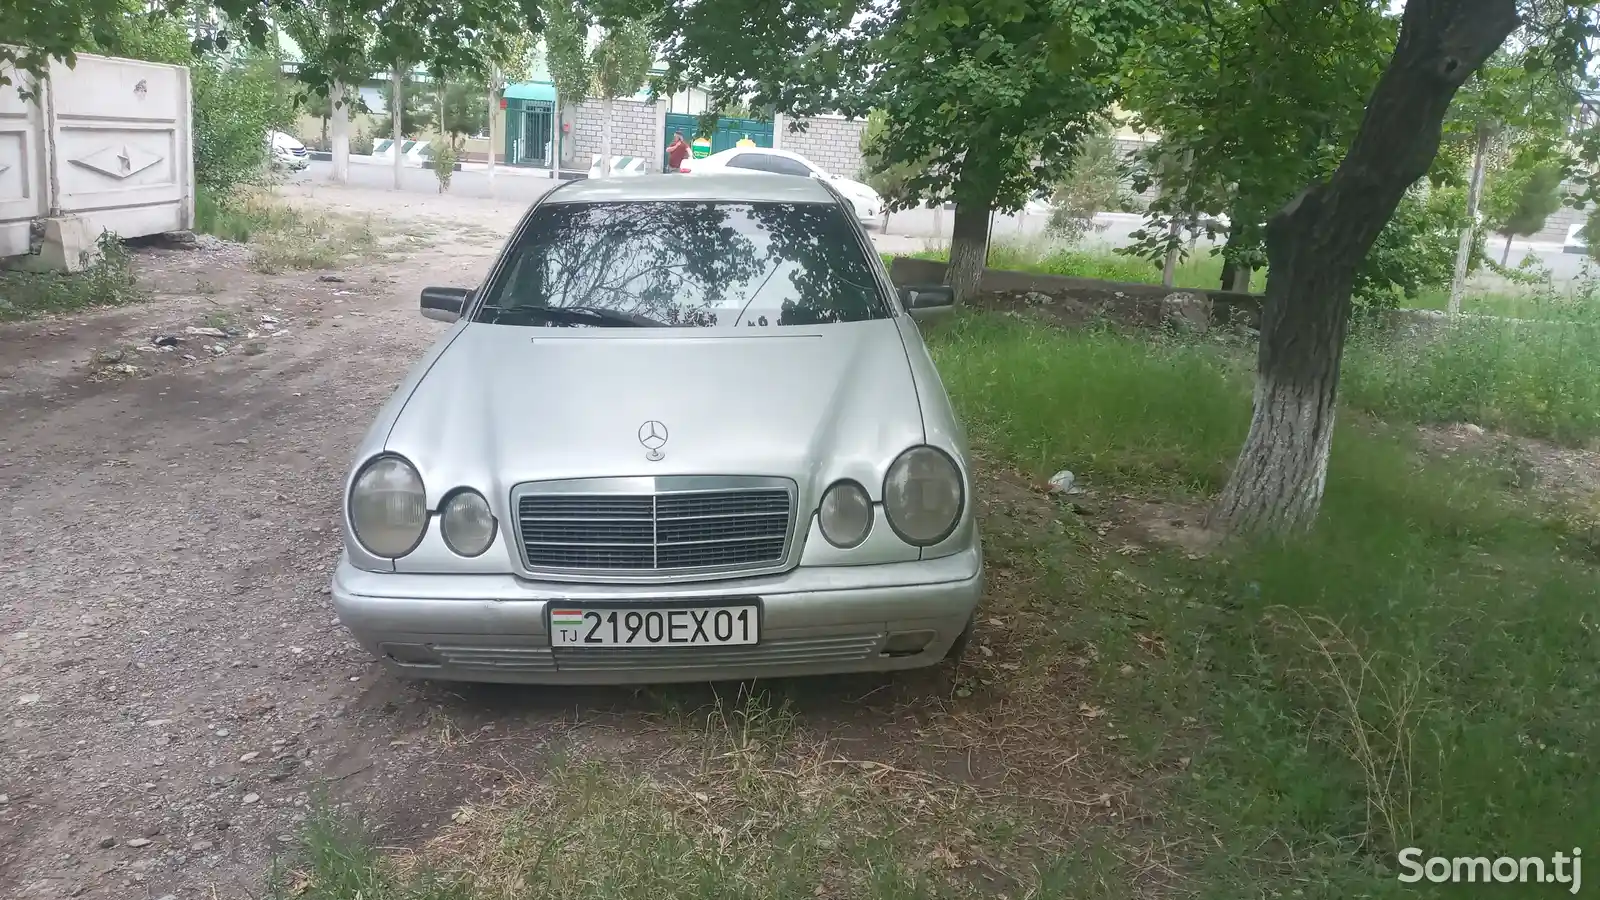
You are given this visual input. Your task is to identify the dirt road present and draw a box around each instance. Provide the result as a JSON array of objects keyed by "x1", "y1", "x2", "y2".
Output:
[{"x1": 0, "y1": 186, "x2": 530, "y2": 899}]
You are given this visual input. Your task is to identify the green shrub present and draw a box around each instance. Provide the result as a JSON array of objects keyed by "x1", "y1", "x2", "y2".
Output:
[
  {"x1": 431, "y1": 140, "x2": 458, "y2": 193},
  {"x1": 0, "y1": 232, "x2": 145, "y2": 321}
]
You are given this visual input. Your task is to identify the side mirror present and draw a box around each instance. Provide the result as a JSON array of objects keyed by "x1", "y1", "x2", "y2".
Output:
[
  {"x1": 421, "y1": 286, "x2": 471, "y2": 323},
  {"x1": 899, "y1": 284, "x2": 956, "y2": 321}
]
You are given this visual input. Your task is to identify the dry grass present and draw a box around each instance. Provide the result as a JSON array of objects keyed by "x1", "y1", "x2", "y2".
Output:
[{"x1": 196, "y1": 187, "x2": 381, "y2": 274}]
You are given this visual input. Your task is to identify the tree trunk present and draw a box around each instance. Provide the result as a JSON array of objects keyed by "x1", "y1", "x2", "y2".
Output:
[
  {"x1": 1231, "y1": 266, "x2": 1252, "y2": 293},
  {"x1": 320, "y1": 116, "x2": 329, "y2": 150},
  {"x1": 437, "y1": 78, "x2": 447, "y2": 153},
  {"x1": 945, "y1": 202, "x2": 991, "y2": 304},
  {"x1": 330, "y1": 80, "x2": 350, "y2": 184},
  {"x1": 1220, "y1": 258, "x2": 1236, "y2": 292},
  {"x1": 1162, "y1": 149, "x2": 1195, "y2": 287},
  {"x1": 1447, "y1": 122, "x2": 1492, "y2": 313},
  {"x1": 1501, "y1": 232, "x2": 1513, "y2": 265},
  {"x1": 1208, "y1": 0, "x2": 1519, "y2": 536},
  {"x1": 601, "y1": 97, "x2": 615, "y2": 177},
  {"x1": 1161, "y1": 215, "x2": 1182, "y2": 287},
  {"x1": 391, "y1": 63, "x2": 404, "y2": 191},
  {"x1": 553, "y1": 97, "x2": 563, "y2": 178},
  {"x1": 486, "y1": 74, "x2": 497, "y2": 189}
]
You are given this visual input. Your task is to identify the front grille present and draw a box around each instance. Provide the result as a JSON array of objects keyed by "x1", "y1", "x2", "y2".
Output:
[
  {"x1": 517, "y1": 484, "x2": 793, "y2": 574},
  {"x1": 427, "y1": 634, "x2": 886, "y2": 674}
]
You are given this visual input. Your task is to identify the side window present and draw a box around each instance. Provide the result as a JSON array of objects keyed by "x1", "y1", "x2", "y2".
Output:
[
  {"x1": 726, "y1": 153, "x2": 772, "y2": 172},
  {"x1": 765, "y1": 156, "x2": 815, "y2": 178}
]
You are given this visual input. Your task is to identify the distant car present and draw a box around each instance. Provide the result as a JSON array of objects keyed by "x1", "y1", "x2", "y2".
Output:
[
  {"x1": 683, "y1": 146, "x2": 884, "y2": 226},
  {"x1": 330, "y1": 173, "x2": 981, "y2": 686},
  {"x1": 1564, "y1": 223, "x2": 1588, "y2": 255},
  {"x1": 268, "y1": 131, "x2": 310, "y2": 172}
]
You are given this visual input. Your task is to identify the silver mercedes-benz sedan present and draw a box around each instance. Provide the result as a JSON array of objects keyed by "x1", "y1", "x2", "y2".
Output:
[{"x1": 330, "y1": 173, "x2": 983, "y2": 685}]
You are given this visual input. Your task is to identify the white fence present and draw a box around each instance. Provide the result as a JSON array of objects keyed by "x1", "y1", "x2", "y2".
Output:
[{"x1": 0, "y1": 50, "x2": 194, "y2": 260}]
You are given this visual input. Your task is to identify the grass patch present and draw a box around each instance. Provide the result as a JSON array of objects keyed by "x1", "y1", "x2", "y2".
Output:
[
  {"x1": 272, "y1": 690, "x2": 1126, "y2": 900},
  {"x1": 196, "y1": 187, "x2": 378, "y2": 273},
  {"x1": 1344, "y1": 313, "x2": 1600, "y2": 445},
  {"x1": 931, "y1": 315, "x2": 1250, "y2": 491},
  {"x1": 899, "y1": 240, "x2": 1231, "y2": 291},
  {"x1": 0, "y1": 233, "x2": 147, "y2": 322},
  {"x1": 924, "y1": 314, "x2": 1600, "y2": 896}
]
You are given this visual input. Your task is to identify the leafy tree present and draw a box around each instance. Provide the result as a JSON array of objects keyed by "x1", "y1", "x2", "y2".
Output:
[
  {"x1": 628, "y1": 0, "x2": 1156, "y2": 302},
  {"x1": 859, "y1": 109, "x2": 925, "y2": 228},
  {"x1": 590, "y1": 21, "x2": 655, "y2": 176},
  {"x1": 1046, "y1": 123, "x2": 1130, "y2": 243},
  {"x1": 277, "y1": 0, "x2": 377, "y2": 164},
  {"x1": 1484, "y1": 153, "x2": 1566, "y2": 263},
  {"x1": 1202, "y1": 0, "x2": 1569, "y2": 535},
  {"x1": 1354, "y1": 182, "x2": 1473, "y2": 309},
  {"x1": 1117, "y1": 0, "x2": 1592, "y2": 533},
  {"x1": 1440, "y1": 51, "x2": 1577, "y2": 310},
  {"x1": 372, "y1": 71, "x2": 436, "y2": 138},
  {"x1": 542, "y1": 0, "x2": 652, "y2": 177},
  {"x1": 2, "y1": 0, "x2": 543, "y2": 99},
  {"x1": 1118, "y1": 0, "x2": 1395, "y2": 291},
  {"x1": 485, "y1": 30, "x2": 537, "y2": 173},
  {"x1": 853, "y1": 0, "x2": 1156, "y2": 301},
  {"x1": 543, "y1": 0, "x2": 593, "y2": 171},
  {"x1": 440, "y1": 81, "x2": 490, "y2": 140}
]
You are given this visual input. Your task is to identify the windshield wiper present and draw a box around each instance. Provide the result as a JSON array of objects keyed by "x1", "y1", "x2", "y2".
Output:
[{"x1": 480, "y1": 305, "x2": 665, "y2": 327}]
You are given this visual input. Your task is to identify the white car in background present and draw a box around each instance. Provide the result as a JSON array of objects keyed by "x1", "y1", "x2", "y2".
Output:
[
  {"x1": 268, "y1": 131, "x2": 310, "y2": 172},
  {"x1": 683, "y1": 147, "x2": 884, "y2": 226}
]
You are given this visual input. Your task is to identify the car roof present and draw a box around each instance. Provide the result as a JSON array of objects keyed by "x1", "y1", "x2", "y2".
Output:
[
  {"x1": 705, "y1": 146, "x2": 809, "y2": 163},
  {"x1": 542, "y1": 173, "x2": 838, "y2": 205}
]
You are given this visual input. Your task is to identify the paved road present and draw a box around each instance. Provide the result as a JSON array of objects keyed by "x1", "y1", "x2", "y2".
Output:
[{"x1": 292, "y1": 160, "x2": 1595, "y2": 284}]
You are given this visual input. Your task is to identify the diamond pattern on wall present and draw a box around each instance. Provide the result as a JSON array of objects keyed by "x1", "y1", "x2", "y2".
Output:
[{"x1": 70, "y1": 143, "x2": 163, "y2": 180}]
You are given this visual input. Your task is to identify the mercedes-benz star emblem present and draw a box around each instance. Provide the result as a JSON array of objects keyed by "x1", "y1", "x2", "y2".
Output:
[{"x1": 638, "y1": 420, "x2": 669, "y2": 461}]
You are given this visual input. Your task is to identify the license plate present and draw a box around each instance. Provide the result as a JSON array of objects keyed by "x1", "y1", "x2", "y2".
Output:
[{"x1": 547, "y1": 604, "x2": 760, "y2": 648}]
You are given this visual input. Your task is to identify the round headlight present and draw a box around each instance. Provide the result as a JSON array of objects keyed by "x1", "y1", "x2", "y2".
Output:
[
  {"x1": 440, "y1": 489, "x2": 496, "y2": 557},
  {"x1": 883, "y1": 446, "x2": 964, "y2": 546},
  {"x1": 818, "y1": 480, "x2": 872, "y2": 549},
  {"x1": 348, "y1": 455, "x2": 427, "y2": 558}
]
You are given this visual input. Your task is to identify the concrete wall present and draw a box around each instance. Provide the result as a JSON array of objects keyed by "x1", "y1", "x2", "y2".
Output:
[
  {"x1": 1, "y1": 51, "x2": 194, "y2": 261},
  {"x1": 779, "y1": 115, "x2": 868, "y2": 180},
  {"x1": 569, "y1": 98, "x2": 661, "y2": 168}
]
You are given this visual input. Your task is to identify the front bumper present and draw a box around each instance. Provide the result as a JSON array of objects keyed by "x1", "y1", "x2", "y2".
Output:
[{"x1": 331, "y1": 547, "x2": 983, "y2": 685}]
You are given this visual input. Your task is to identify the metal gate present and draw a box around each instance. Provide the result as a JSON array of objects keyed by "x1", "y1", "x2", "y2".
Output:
[
  {"x1": 0, "y1": 50, "x2": 193, "y2": 258},
  {"x1": 663, "y1": 113, "x2": 772, "y2": 168}
]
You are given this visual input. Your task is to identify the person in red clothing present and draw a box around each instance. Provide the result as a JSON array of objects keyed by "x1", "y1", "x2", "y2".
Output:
[{"x1": 666, "y1": 132, "x2": 691, "y2": 172}]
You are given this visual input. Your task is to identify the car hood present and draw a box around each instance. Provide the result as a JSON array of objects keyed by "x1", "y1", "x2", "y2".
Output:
[{"x1": 385, "y1": 319, "x2": 926, "y2": 508}]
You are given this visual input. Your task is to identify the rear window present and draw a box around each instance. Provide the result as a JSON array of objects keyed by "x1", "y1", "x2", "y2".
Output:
[{"x1": 473, "y1": 200, "x2": 889, "y2": 328}]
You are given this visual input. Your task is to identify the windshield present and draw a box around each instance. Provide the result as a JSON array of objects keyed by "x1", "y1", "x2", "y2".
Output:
[{"x1": 473, "y1": 200, "x2": 890, "y2": 328}]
